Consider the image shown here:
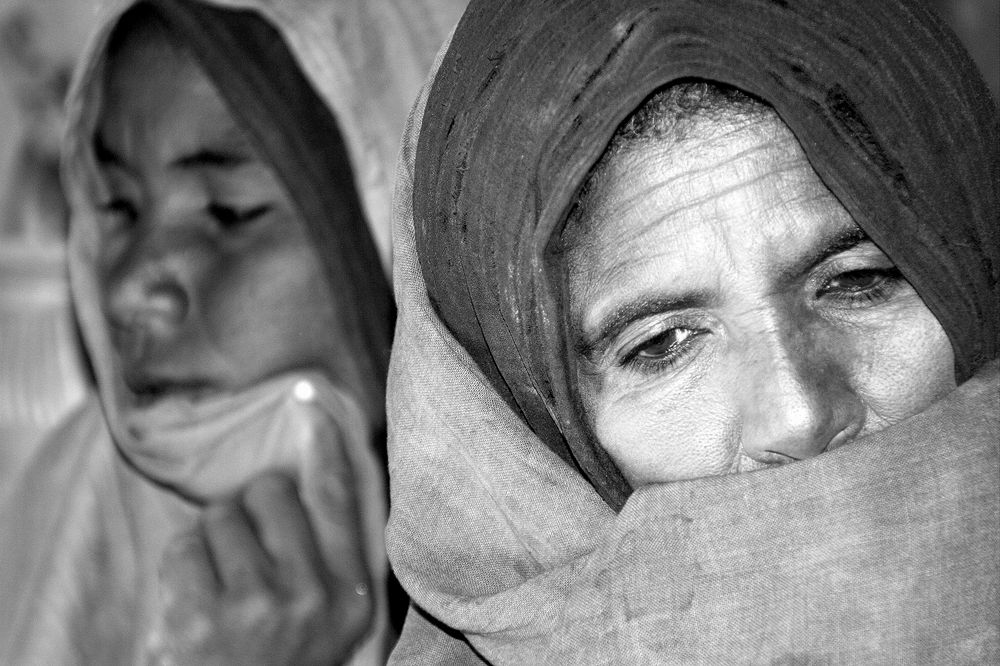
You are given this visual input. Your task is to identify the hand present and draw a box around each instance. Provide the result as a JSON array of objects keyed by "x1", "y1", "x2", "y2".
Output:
[{"x1": 148, "y1": 473, "x2": 373, "y2": 666}]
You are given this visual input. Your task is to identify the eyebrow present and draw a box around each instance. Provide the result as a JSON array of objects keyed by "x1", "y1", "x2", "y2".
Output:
[
  {"x1": 92, "y1": 133, "x2": 254, "y2": 171},
  {"x1": 576, "y1": 291, "x2": 715, "y2": 362},
  {"x1": 171, "y1": 149, "x2": 253, "y2": 169},
  {"x1": 574, "y1": 225, "x2": 872, "y2": 363},
  {"x1": 777, "y1": 224, "x2": 870, "y2": 282}
]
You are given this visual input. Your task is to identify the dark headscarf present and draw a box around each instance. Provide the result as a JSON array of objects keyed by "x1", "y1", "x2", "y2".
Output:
[{"x1": 414, "y1": 0, "x2": 1000, "y2": 509}]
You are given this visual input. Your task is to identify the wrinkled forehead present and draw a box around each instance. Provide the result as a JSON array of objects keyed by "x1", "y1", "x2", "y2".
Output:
[
  {"x1": 562, "y1": 106, "x2": 853, "y2": 287},
  {"x1": 565, "y1": 87, "x2": 783, "y2": 230}
]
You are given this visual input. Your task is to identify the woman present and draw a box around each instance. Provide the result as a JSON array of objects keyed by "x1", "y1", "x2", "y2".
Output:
[
  {"x1": 0, "y1": 0, "x2": 462, "y2": 663},
  {"x1": 386, "y1": 0, "x2": 998, "y2": 662}
]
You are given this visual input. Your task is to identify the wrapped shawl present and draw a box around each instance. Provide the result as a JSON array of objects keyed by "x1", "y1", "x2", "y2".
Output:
[
  {"x1": 386, "y1": 0, "x2": 1000, "y2": 662},
  {"x1": 0, "y1": 0, "x2": 464, "y2": 663}
]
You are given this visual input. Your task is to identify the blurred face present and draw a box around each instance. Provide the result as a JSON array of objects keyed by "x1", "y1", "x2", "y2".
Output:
[
  {"x1": 95, "y1": 29, "x2": 339, "y2": 405},
  {"x1": 565, "y1": 114, "x2": 956, "y2": 486}
]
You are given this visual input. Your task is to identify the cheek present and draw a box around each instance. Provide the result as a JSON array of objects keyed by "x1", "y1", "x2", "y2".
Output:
[
  {"x1": 846, "y1": 302, "x2": 956, "y2": 427},
  {"x1": 201, "y1": 240, "x2": 335, "y2": 366},
  {"x1": 588, "y1": 382, "x2": 740, "y2": 486}
]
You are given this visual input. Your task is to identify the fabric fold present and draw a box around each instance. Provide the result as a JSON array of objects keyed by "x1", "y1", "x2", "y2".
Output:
[
  {"x1": 387, "y1": 1, "x2": 1000, "y2": 661},
  {"x1": 0, "y1": 0, "x2": 467, "y2": 662},
  {"x1": 414, "y1": 0, "x2": 999, "y2": 506}
]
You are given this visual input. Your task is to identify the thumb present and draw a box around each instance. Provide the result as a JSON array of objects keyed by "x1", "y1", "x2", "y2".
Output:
[{"x1": 298, "y1": 398, "x2": 371, "y2": 593}]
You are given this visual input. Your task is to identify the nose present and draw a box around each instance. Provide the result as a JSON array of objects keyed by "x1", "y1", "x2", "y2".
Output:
[
  {"x1": 738, "y1": 320, "x2": 864, "y2": 466},
  {"x1": 103, "y1": 228, "x2": 193, "y2": 342}
]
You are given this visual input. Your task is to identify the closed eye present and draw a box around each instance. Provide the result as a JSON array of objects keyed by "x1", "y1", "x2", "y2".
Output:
[
  {"x1": 98, "y1": 198, "x2": 139, "y2": 228},
  {"x1": 207, "y1": 203, "x2": 271, "y2": 230}
]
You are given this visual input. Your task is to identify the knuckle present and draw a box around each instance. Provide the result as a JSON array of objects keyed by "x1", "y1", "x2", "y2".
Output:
[
  {"x1": 229, "y1": 587, "x2": 279, "y2": 627},
  {"x1": 200, "y1": 509, "x2": 243, "y2": 544},
  {"x1": 162, "y1": 531, "x2": 200, "y2": 561},
  {"x1": 166, "y1": 606, "x2": 215, "y2": 644},
  {"x1": 222, "y1": 558, "x2": 266, "y2": 591},
  {"x1": 243, "y1": 472, "x2": 298, "y2": 510},
  {"x1": 203, "y1": 499, "x2": 241, "y2": 525},
  {"x1": 159, "y1": 537, "x2": 207, "y2": 587},
  {"x1": 158, "y1": 578, "x2": 185, "y2": 611},
  {"x1": 287, "y1": 586, "x2": 328, "y2": 620}
]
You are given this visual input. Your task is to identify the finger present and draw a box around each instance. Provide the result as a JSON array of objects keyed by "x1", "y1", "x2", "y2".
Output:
[
  {"x1": 243, "y1": 469, "x2": 373, "y2": 644},
  {"x1": 299, "y1": 422, "x2": 377, "y2": 648},
  {"x1": 160, "y1": 529, "x2": 219, "y2": 606},
  {"x1": 201, "y1": 499, "x2": 273, "y2": 593},
  {"x1": 240, "y1": 473, "x2": 329, "y2": 593},
  {"x1": 157, "y1": 530, "x2": 219, "y2": 649},
  {"x1": 300, "y1": 439, "x2": 371, "y2": 595}
]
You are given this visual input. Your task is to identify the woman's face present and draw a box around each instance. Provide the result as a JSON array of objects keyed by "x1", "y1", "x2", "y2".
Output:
[
  {"x1": 565, "y1": 113, "x2": 956, "y2": 486},
  {"x1": 94, "y1": 31, "x2": 340, "y2": 405}
]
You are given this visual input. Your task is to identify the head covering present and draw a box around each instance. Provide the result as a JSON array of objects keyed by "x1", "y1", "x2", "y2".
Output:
[
  {"x1": 0, "y1": 6, "x2": 91, "y2": 490},
  {"x1": 414, "y1": 0, "x2": 999, "y2": 509},
  {"x1": 64, "y1": 0, "x2": 465, "y2": 452},
  {"x1": 0, "y1": 0, "x2": 465, "y2": 663},
  {"x1": 385, "y1": 0, "x2": 999, "y2": 661}
]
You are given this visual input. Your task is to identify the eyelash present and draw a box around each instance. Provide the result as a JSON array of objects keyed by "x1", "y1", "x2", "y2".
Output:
[
  {"x1": 611, "y1": 264, "x2": 904, "y2": 375},
  {"x1": 815, "y1": 267, "x2": 904, "y2": 308},
  {"x1": 620, "y1": 326, "x2": 705, "y2": 374},
  {"x1": 96, "y1": 200, "x2": 271, "y2": 231},
  {"x1": 98, "y1": 198, "x2": 139, "y2": 228},
  {"x1": 208, "y1": 203, "x2": 271, "y2": 229}
]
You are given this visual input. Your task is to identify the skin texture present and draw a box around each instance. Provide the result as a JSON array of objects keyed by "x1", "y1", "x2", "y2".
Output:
[
  {"x1": 97, "y1": 26, "x2": 369, "y2": 664},
  {"x1": 564, "y1": 113, "x2": 956, "y2": 487}
]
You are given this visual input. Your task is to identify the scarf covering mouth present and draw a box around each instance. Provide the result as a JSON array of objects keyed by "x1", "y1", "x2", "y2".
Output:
[
  {"x1": 386, "y1": 0, "x2": 999, "y2": 662},
  {"x1": 413, "y1": 0, "x2": 999, "y2": 509},
  {"x1": 119, "y1": 372, "x2": 360, "y2": 503}
]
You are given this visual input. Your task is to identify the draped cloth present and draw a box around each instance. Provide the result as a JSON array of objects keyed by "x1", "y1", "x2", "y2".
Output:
[
  {"x1": 0, "y1": 0, "x2": 465, "y2": 663},
  {"x1": 0, "y1": 243, "x2": 88, "y2": 487},
  {"x1": 386, "y1": 0, "x2": 1000, "y2": 662},
  {"x1": 414, "y1": 0, "x2": 999, "y2": 508}
]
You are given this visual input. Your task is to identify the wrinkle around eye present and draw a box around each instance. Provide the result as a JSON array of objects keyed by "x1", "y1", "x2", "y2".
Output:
[
  {"x1": 576, "y1": 293, "x2": 717, "y2": 366},
  {"x1": 815, "y1": 267, "x2": 908, "y2": 312}
]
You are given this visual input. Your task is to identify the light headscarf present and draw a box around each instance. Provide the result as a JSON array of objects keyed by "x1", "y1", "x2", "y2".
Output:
[
  {"x1": 0, "y1": 0, "x2": 466, "y2": 663},
  {"x1": 64, "y1": 0, "x2": 466, "y2": 475}
]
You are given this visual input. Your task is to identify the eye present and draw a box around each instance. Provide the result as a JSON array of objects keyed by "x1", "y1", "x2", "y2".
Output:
[
  {"x1": 816, "y1": 267, "x2": 904, "y2": 307},
  {"x1": 620, "y1": 326, "x2": 704, "y2": 374},
  {"x1": 635, "y1": 328, "x2": 696, "y2": 359},
  {"x1": 825, "y1": 269, "x2": 888, "y2": 293},
  {"x1": 98, "y1": 198, "x2": 139, "y2": 229},
  {"x1": 207, "y1": 203, "x2": 271, "y2": 230}
]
